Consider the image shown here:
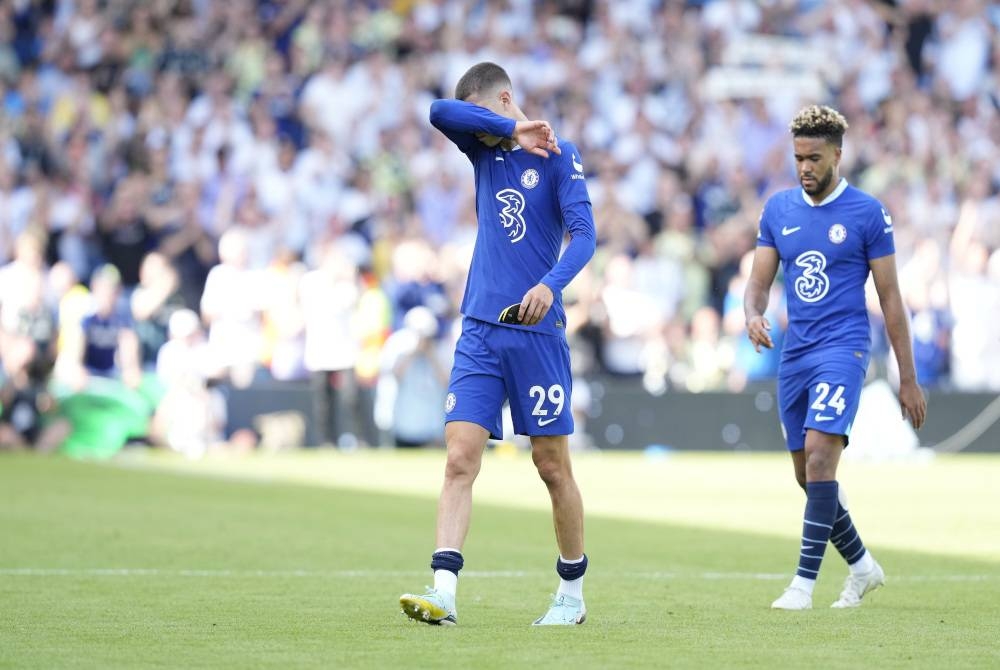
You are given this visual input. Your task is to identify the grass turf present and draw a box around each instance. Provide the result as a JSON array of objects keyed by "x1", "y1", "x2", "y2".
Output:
[{"x1": 1, "y1": 452, "x2": 998, "y2": 669}]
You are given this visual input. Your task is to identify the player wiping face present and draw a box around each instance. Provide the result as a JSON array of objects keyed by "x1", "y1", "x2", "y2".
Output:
[
  {"x1": 461, "y1": 88, "x2": 562, "y2": 327},
  {"x1": 463, "y1": 88, "x2": 561, "y2": 160},
  {"x1": 407, "y1": 62, "x2": 595, "y2": 627}
]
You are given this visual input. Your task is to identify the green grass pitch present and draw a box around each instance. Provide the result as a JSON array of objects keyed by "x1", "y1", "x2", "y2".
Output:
[{"x1": 1, "y1": 451, "x2": 998, "y2": 668}]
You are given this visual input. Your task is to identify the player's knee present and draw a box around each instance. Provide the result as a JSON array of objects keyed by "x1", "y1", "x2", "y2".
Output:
[
  {"x1": 532, "y1": 454, "x2": 569, "y2": 488},
  {"x1": 443, "y1": 444, "x2": 482, "y2": 483},
  {"x1": 804, "y1": 450, "x2": 835, "y2": 480}
]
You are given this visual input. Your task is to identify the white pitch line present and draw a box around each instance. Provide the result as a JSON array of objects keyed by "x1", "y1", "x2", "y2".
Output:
[{"x1": 0, "y1": 568, "x2": 995, "y2": 581}]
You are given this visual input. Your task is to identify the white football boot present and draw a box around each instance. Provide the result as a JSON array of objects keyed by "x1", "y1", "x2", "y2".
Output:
[
  {"x1": 831, "y1": 560, "x2": 885, "y2": 608},
  {"x1": 771, "y1": 586, "x2": 813, "y2": 610}
]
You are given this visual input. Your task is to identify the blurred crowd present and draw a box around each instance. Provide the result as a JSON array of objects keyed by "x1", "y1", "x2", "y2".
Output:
[{"x1": 0, "y1": 0, "x2": 998, "y2": 454}]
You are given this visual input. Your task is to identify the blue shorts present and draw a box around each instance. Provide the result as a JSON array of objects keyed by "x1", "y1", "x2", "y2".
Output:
[
  {"x1": 446, "y1": 317, "x2": 574, "y2": 438},
  {"x1": 777, "y1": 360, "x2": 865, "y2": 452}
]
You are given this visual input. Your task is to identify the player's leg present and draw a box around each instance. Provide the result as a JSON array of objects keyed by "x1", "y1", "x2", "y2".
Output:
[
  {"x1": 436, "y1": 421, "x2": 489, "y2": 551},
  {"x1": 400, "y1": 319, "x2": 504, "y2": 625},
  {"x1": 400, "y1": 421, "x2": 488, "y2": 625},
  {"x1": 789, "y1": 434, "x2": 881, "y2": 608},
  {"x1": 773, "y1": 428, "x2": 844, "y2": 609},
  {"x1": 498, "y1": 328, "x2": 587, "y2": 624},
  {"x1": 529, "y1": 433, "x2": 587, "y2": 624},
  {"x1": 771, "y1": 370, "x2": 814, "y2": 609},
  {"x1": 531, "y1": 435, "x2": 584, "y2": 561},
  {"x1": 829, "y1": 486, "x2": 883, "y2": 608},
  {"x1": 816, "y1": 366, "x2": 884, "y2": 608}
]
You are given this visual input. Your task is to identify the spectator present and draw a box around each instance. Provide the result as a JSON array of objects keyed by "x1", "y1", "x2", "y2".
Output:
[
  {"x1": 200, "y1": 228, "x2": 262, "y2": 387},
  {"x1": 0, "y1": 334, "x2": 70, "y2": 453},
  {"x1": 59, "y1": 264, "x2": 142, "y2": 390},
  {"x1": 0, "y1": 0, "x2": 995, "y2": 453},
  {"x1": 152, "y1": 308, "x2": 226, "y2": 458},
  {"x1": 375, "y1": 306, "x2": 450, "y2": 448},
  {"x1": 299, "y1": 242, "x2": 360, "y2": 447},
  {"x1": 131, "y1": 251, "x2": 185, "y2": 368}
]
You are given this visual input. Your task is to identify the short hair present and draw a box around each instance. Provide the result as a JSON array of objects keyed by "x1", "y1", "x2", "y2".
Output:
[
  {"x1": 454, "y1": 62, "x2": 512, "y2": 101},
  {"x1": 789, "y1": 105, "x2": 849, "y2": 147}
]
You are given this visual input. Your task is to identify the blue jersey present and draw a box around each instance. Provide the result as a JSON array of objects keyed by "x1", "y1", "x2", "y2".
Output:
[
  {"x1": 758, "y1": 179, "x2": 895, "y2": 371},
  {"x1": 82, "y1": 311, "x2": 132, "y2": 374},
  {"x1": 429, "y1": 99, "x2": 596, "y2": 337}
]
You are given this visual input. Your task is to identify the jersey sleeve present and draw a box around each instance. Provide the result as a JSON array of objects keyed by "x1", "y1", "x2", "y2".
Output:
[
  {"x1": 865, "y1": 202, "x2": 896, "y2": 260},
  {"x1": 756, "y1": 198, "x2": 777, "y2": 248},
  {"x1": 428, "y1": 99, "x2": 517, "y2": 157},
  {"x1": 539, "y1": 141, "x2": 596, "y2": 293}
]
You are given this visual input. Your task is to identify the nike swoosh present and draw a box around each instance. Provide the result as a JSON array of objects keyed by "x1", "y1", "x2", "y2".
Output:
[
  {"x1": 495, "y1": 156, "x2": 504, "y2": 161},
  {"x1": 781, "y1": 226, "x2": 801, "y2": 235},
  {"x1": 537, "y1": 417, "x2": 559, "y2": 427},
  {"x1": 814, "y1": 414, "x2": 835, "y2": 422}
]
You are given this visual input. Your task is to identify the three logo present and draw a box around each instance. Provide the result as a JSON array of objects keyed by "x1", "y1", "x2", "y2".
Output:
[
  {"x1": 793, "y1": 250, "x2": 830, "y2": 303},
  {"x1": 495, "y1": 189, "x2": 527, "y2": 243}
]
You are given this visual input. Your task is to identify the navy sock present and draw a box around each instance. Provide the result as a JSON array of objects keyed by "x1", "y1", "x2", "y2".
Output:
[
  {"x1": 556, "y1": 554, "x2": 588, "y2": 581},
  {"x1": 830, "y1": 501, "x2": 867, "y2": 565},
  {"x1": 431, "y1": 550, "x2": 464, "y2": 576},
  {"x1": 797, "y1": 481, "x2": 839, "y2": 580}
]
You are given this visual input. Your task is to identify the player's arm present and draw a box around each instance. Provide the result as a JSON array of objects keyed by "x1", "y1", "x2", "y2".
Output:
[
  {"x1": 870, "y1": 255, "x2": 927, "y2": 429},
  {"x1": 520, "y1": 200, "x2": 597, "y2": 326},
  {"x1": 744, "y1": 246, "x2": 779, "y2": 352},
  {"x1": 429, "y1": 100, "x2": 558, "y2": 158},
  {"x1": 429, "y1": 99, "x2": 516, "y2": 154}
]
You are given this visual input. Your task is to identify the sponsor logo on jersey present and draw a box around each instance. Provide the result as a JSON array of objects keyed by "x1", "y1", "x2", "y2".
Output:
[
  {"x1": 495, "y1": 188, "x2": 527, "y2": 243},
  {"x1": 793, "y1": 250, "x2": 830, "y2": 302},
  {"x1": 571, "y1": 154, "x2": 585, "y2": 180},
  {"x1": 828, "y1": 223, "x2": 847, "y2": 244},
  {"x1": 521, "y1": 168, "x2": 540, "y2": 189},
  {"x1": 782, "y1": 226, "x2": 801, "y2": 236}
]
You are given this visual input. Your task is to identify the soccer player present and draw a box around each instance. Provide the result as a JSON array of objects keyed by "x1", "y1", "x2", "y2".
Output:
[
  {"x1": 399, "y1": 62, "x2": 596, "y2": 626},
  {"x1": 745, "y1": 105, "x2": 927, "y2": 610}
]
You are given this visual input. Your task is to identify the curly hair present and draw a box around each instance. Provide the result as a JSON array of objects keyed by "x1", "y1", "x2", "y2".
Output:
[{"x1": 789, "y1": 105, "x2": 849, "y2": 147}]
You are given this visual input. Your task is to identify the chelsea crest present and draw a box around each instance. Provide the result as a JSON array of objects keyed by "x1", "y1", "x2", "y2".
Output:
[
  {"x1": 828, "y1": 223, "x2": 847, "y2": 244},
  {"x1": 520, "y1": 169, "x2": 540, "y2": 189}
]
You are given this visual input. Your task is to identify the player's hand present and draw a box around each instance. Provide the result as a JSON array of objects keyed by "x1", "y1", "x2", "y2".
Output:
[
  {"x1": 898, "y1": 379, "x2": 926, "y2": 429},
  {"x1": 513, "y1": 120, "x2": 560, "y2": 158},
  {"x1": 746, "y1": 315, "x2": 773, "y2": 352},
  {"x1": 519, "y1": 283, "x2": 554, "y2": 326}
]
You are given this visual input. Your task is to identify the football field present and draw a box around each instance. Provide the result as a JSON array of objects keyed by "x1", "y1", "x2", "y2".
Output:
[{"x1": 2, "y1": 449, "x2": 998, "y2": 669}]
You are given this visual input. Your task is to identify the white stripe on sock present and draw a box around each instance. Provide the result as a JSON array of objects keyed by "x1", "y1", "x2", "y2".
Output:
[{"x1": 804, "y1": 520, "x2": 833, "y2": 530}]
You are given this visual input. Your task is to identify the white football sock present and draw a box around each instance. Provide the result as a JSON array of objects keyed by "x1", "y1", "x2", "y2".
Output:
[
  {"x1": 432, "y1": 547, "x2": 461, "y2": 600},
  {"x1": 557, "y1": 554, "x2": 585, "y2": 601},
  {"x1": 849, "y1": 550, "x2": 876, "y2": 576},
  {"x1": 790, "y1": 575, "x2": 816, "y2": 595},
  {"x1": 433, "y1": 570, "x2": 457, "y2": 600}
]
